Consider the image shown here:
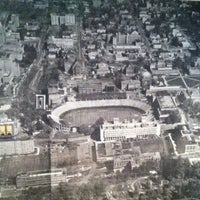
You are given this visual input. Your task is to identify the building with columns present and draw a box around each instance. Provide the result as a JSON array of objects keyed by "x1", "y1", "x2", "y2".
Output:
[{"x1": 100, "y1": 117, "x2": 160, "y2": 141}]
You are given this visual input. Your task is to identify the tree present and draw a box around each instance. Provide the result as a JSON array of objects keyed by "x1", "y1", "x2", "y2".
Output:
[
  {"x1": 172, "y1": 57, "x2": 189, "y2": 74},
  {"x1": 77, "y1": 0, "x2": 85, "y2": 17},
  {"x1": 171, "y1": 36, "x2": 182, "y2": 47},
  {"x1": 191, "y1": 102, "x2": 200, "y2": 118},
  {"x1": 79, "y1": 124, "x2": 94, "y2": 135},
  {"x1": 168, "y1": 110, "x2": 181, "y2": 124},
  {"x1": 114, "y1": 71, "x2": 123, "y2": 89},
  {"x1": 20, "y1": 45, "x2": 37, "y2": 68}
]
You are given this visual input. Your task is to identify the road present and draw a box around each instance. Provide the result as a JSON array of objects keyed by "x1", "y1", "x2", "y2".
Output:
[
  {"x1": 105, "y1": 176, "x2": 148, "y2": 200},
  {"x1": 161, "y1": 134, "x2": 169, "y2": 156},
  {"x1": 14, "y1": 37, "x2": 45, "y2": 99},
  {"x1": 29, "y1": 35, "x2": 46, "y2": 92},
  {"x1": 29, "y1": 51, "x2": 45, "y2": 92},
  {"x1": 129, "y1": 176, "x2": 148, "y2": 192},
  {"x1": 77, "y1": 162, "x2": 97, "y2": 185},
  {"x1": 106, "y1": 184, "x2": 117, "y2": 200},
  {"x1": 136, "y1": 18, "x2": 152, "y2": 54}
]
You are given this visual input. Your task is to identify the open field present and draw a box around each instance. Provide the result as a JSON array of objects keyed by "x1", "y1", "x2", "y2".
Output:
[
  {"x1": 165, "y1": 75, "x2": 200, "y2": 88},
  {"x1": 0, "y1": 154, "x2": 50, "y2": 178},
  {"x1": 62, "y1": 106, "x2": 144, "y2": 127},
  {"x1": 133, "y1": 136, "x2": 164, "y2": 154},
  {"x1": 165, "y1": 77, "x2": 186, "y2": 88}
]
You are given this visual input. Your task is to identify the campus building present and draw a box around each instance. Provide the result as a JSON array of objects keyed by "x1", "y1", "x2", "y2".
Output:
[
  {"x1": 113, "y1": 151, "x2": 160, "y2": 172},
  {"x1": 100, "y1": 117, "x2": 160, "y2": 141},
  {"x1": 0, "y1": 139, "x2": 34, "y2": 156},
  {"x1": 153, "y1": 93, "x2": 178, "y2": 122},
  {"x1": 0, "y1": 118, "x2": 19, "y2": 137},
  {"x1": 51, "y1": 14, "x2": 75, "y2": 26},
  {"x1": 0, "y1": 58, "x2": 20, "y2": 84},
  {"x1": 77, "y1": 80, "x2": 102, "y2": 94},
  {"x1": 94, "y1": 140, "x2": 161, "y2": 172},
  {"x1": 16, "y1": 170, "x2": 68, "y2": 188}
]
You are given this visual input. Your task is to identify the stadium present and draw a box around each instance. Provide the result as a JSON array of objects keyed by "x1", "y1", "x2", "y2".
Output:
[{"x1": 49, "y1": 99, "x2": 153, "y2": 128}]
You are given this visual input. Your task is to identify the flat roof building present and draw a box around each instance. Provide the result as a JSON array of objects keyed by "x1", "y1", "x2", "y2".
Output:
[
  {"x1": 0, "y1": 118, "x2": 19, "y2": 137},
  {"x1": 153, "y1": 93, "x2": 178, "y2": 122},
  {"x1": 51, "y1": 14, "x2": 76, "y2": 26},
  {"x1": 100, "y1": 118, "x2": 160, "y2": 141},
  {"x1": 77, "y1": 80, "x2": 102, "y2": 94},
  {"x1": 16, "y1": 170, "x2": 68, "y2": 188},
  {"x1": 94, "y1": 140, "x2": 161, "y2": 172},
  {"x1": 0, "y1": 139, "x2": 34, "y2": 156}
]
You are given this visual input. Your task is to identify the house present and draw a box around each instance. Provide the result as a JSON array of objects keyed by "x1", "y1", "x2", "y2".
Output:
[
  {"x1": 121, "y1": 79, "x2": 140, "y2": 91},
  {"x1": 194, "y1": 57, "x2": 200, "y2": 67},
  {"x1": 181, "y1": 40, "x2": 191, "y2": 49},
  {"x1": 125, "y1": 64, "x2": 136, "y2": 77},
  {"x1": 48, "y1": 83, "x2": 64, "y2": 107},
  {"x1": 145, "y1": 21, "x2": 155, "y2": 31},
  {"x1": 88, "y1": 51, "x2": 98, "y2": 60},
  {"x1": 96, "y1": 62, "x2": 110, "y2": 77},
  {"x1": 190, "y1": 88, "x2": 200, "y2": 103},
  {"x1": 115, "y1": 52, "x2": 129, "y2": 62},
  {"x1": 189, "y1": 68, "x2": 200, "y2": 75}
]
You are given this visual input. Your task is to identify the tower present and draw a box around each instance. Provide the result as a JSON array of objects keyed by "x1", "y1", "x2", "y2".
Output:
[{"x1": 71, "y1": 17, "x2": 87, "y2": 78}]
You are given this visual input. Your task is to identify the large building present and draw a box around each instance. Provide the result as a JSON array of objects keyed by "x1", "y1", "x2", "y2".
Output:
[
  {"x1": 68, "y1": 135, "x2": 92, "y2": 162},
  {"x1": 77, "y1": 80, "x2": 102, "y2": 94},
  {"x1": 0, "y1": 58, "x2": 20, "y2": 83},
  {"x1": 63, "y1": 14, "x2": 76, "y2": 26},
  {"x1": 94, "y1": 140, "x2": 161, "y2": 172},
  {"x1": 153, "y1": 93, "x2": 178, "y2": 122},
  {"x1": 114, "y1": 32, "x2": 141, "y2": 46},
  {"x1": 16, "y1": 170, "x2": 68, "y2": 188},
  {"x1": 100, "y1": 117, "x2": 160, "y2": 141},
  {"x1": 50, "y1": 14, "x2": 59, "y2": 26},
  {"x1": 0, "y1": 139, "x2": 34, "y2": 156},
  {"x1": 48, "y1": 36, "x2": 74, "y2": 49},
  {"x1": 51, "y1": 14, "x2": 75, "y2": 26},
  {"x1": 10, "y1": 14, "x2": 20, "y2": 29},
  {"x1": 113, "y1": 151, "x2": 160, "y2": 172},
  {"x1": 0, "y1": 118, "x2": 19, "y2": 137}
]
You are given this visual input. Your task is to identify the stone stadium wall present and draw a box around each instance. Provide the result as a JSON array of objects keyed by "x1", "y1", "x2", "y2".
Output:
[{"x1": 50, "y1": 99, "x2": 151, "y2": 124}]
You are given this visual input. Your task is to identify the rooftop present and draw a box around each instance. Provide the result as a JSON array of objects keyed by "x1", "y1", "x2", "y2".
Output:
[{"x1": 157, "y1": 95, "x2": 176, "y2": 109}]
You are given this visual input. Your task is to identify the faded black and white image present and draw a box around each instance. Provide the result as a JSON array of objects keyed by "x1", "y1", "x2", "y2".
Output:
[{"x1": 0, "y1": 0, "x2": 200, "y2": 199}]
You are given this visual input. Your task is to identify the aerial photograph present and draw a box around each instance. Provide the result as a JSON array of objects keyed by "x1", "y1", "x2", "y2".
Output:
[{"x1": 0, "y1": 0, "x2": 200, "y2": 199}]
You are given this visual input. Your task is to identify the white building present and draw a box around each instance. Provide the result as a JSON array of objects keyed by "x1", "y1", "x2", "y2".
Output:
[
  {"x1": 16, "y1": 170, "x2": 68, "y2": 188},
  {"x1": 59, "y1": 15, "x2": 66, "y2": 25},
  {"x1": 36, "y1": 94, "x2": 46, "y2": 110},
  {"x1": 0, "y1": 139, "x2": 34, "y2": 155},
  {"x1": 64, "y1": 14, "x2": 76, "y2": 25},
  {"x1": 48, "y1": 36, "x2": 74, "y2": 49},
  {"x1": 51, "y1": 14, "x2": 59, "y2": 26},
  {"x1": 51, "y1": 14, "x2": 75, "y2": 26},
  {"x1": 100, "y1": 118, "x2": 160, "y2": 141},
  {"x1": 0, "y1": 58, "x2": 20, "y2": 83},
  {"x1": 10, "y1": 14, "x2": 20, "y2": 28},
  {"x1": 0, "y1": 118, "x2": 19, "y2": 136}
]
